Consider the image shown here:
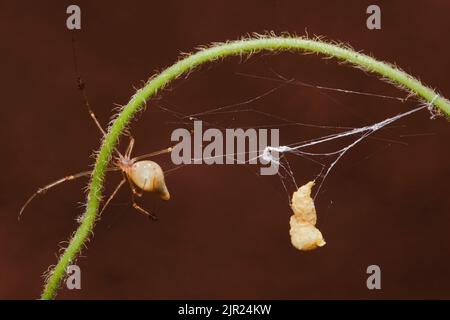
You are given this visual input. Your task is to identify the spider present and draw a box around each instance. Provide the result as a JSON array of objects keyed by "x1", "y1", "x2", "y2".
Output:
[{"x1": 19, "y1": 52, "x2": 174, "y2": 220}]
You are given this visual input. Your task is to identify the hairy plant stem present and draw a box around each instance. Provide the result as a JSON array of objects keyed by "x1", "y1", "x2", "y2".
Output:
[{"x1": 40, "y1": 35, "x2": 450, "y2": 299}]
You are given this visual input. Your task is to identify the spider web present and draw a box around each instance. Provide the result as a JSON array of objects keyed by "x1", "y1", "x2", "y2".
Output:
[{"x1": 146, "y1": 70, "x2": 434, "y2": 205}]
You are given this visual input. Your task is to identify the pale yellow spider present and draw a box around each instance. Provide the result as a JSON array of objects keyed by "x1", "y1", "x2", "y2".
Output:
[{"x1": 19, "y1": 75, "x2": 172, "y2": 221}]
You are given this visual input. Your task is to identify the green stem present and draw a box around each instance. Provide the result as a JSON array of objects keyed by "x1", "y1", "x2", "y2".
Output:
[{"x1": 40, "y1": 35, "x2": 450, "y2": 299}]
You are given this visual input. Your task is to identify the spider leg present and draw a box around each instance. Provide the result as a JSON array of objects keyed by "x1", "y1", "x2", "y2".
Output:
[
  {"x1": 131, "y1": 146, "x2": 174, "y2": 162},
  {"x1": 124, "y1": 174, "x2": 156, "y2": 220},
  {"x1": 125, "y1": 136, "x2": 135, "y2": 159},
  {"x1": 19, "y1": 170, "x2": 92, "y2": 220},
  {"x1": 132, "y1": 202, "x2": 157, "y2": 221},
  {"x1": 125, "y1": 172, "x2": 144, "y2": 197},
  {"x1": 19, "y1": 167, "x2": 120, "y2": 220},
  {"x1": 98, "y1": 178, "x2": 126, "y2": 216},
  {"x1": 71, "y1": 35, "x2": 124, "y2": 158},
  {"x1": 72, "y1": 35, "x2": 106, "y2": 137}
]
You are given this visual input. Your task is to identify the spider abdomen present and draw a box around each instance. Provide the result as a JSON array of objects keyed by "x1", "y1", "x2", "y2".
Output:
[{"x1": 129, "y1": 160, "x2": 170, "y2": 200}]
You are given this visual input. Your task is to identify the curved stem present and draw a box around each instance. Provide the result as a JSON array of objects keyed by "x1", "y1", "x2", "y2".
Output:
[{"x1": 40, "y1": 35, "x2": 450, "y2": 300}]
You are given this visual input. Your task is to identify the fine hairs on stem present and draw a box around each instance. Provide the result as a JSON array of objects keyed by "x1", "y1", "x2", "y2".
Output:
[{"x1": 40, "y1": 33, "x2": 450, "y2": 300}]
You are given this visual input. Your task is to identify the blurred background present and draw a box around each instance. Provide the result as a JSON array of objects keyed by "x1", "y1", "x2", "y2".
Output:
[{"x1": 1, "y1": 0, "x2": 449, "y2": 299}]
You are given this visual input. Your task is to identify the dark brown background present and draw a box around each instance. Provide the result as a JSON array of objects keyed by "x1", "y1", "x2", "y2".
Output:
[{"x1": 1, "y1": 0, "x2": 449, "y2": 299}]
